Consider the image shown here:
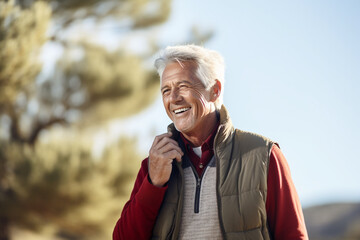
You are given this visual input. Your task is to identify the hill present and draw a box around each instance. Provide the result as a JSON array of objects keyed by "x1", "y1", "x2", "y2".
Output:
[{"x1": 303, "y1": 202, "x2": 360, "y2": 240}]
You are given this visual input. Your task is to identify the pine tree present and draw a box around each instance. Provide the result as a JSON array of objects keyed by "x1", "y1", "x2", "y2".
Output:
[{"x1": 0, "y1": 0, "x2": 172, "y2": 239}]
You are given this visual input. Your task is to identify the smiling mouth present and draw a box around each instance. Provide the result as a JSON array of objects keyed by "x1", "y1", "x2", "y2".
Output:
[{"x1": 173, "y1": 107, "x2": 191, "y2": 114}]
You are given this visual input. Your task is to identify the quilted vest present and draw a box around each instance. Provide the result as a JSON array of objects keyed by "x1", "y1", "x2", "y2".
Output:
[{"x1": 151, "y1": 105, "x2": 274, "y2": 240}]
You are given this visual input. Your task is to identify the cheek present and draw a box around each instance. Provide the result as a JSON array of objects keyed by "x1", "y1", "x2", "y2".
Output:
[
  {"x1": 192, "y1": 91, "x2": 208, "y2": 108},
  {"x1": 162, "y1": 97, "x2": 171, "y2": 113}
]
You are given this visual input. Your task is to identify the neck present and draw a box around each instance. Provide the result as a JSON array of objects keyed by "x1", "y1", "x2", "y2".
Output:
[{"x1": 181, "y1": 111, "x2": 218, "y2": 147}]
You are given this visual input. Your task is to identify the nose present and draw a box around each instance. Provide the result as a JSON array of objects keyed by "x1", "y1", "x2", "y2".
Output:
[{"x1": 169, "y1": 88, "x2": 182, "y2": 103}]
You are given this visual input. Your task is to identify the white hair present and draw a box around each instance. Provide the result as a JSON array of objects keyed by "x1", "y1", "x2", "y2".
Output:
[{"x1": 154, "y1": 44, "x2": 225, "y2": 109}]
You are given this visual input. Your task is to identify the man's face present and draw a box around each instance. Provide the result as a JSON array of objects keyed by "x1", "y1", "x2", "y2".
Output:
[{"x1": 161, "y1": 61, "x2": 216, "y2": 137}]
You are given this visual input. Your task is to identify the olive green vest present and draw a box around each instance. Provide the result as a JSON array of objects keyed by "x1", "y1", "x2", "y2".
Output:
[{"x1": 152, "y1": 106, "x2": 274, "y2": 240}]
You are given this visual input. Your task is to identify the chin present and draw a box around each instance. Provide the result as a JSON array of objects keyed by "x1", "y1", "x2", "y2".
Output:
[
  {"x1": 173, "y1": 123, "x2": 186, "y2": 133},
  {"x1": 173, "y1": 122, "x2": 194, "y2": 134}
]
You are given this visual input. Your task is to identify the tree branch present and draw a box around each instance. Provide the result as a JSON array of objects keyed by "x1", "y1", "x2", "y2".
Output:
[{"x1": 28, "y1": 117, "x2": 67, "y2": 145}]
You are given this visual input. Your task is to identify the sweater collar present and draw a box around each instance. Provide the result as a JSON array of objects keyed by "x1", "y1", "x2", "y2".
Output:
[{"x1": 179, "y1": 121, "x2": 219, "y2": 153}]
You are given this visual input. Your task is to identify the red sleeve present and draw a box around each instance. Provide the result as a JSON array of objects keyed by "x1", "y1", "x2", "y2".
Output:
[
  {"x1": 266, "y1": 145, "x2": 308, "y2": 240},
  {"x1": 113, "y1": 158, "x2": 168, "y2": 240}
]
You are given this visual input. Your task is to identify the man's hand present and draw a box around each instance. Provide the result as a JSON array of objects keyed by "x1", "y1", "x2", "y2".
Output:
[{"x1": 148, "y1": 132, "x2": 183, "y2": 187}]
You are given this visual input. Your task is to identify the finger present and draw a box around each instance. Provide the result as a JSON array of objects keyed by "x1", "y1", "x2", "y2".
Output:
[
  {"x1": 149, "y1": 141, "x2": 183, "y2": 163},
  {"x1": 174, "y1": 154, "x2": 182, "y2": 163},
  {"x1": 151, "y1": 132, "x2": 172, "y2": 149},
  {"x1": 164, "y1": 149, "x2": 183, "y2": 163},
  {"x1": 160, "y1": 142, "x2": 183, "y2": 156},
  {"x1": 154, "y1": 135, "x2": 179, "y2": 150}
]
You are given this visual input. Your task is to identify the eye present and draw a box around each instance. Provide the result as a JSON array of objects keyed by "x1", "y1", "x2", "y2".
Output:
[
  {"x1": 179, "y1": 84, "x2": 188, "y2": 89},
  {"x1": 162, "y1": 89, "x2": 170, "y2": 96}
]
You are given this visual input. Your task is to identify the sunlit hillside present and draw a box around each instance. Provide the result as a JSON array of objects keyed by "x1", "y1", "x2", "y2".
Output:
[{"x1": 304, "y1": 202, "x2": 360, "y2": 240}]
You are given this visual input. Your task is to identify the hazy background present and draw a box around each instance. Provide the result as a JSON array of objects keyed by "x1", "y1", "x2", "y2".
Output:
[{"x1": 1, "y1": 0, "x2": 359, "y2": 239}]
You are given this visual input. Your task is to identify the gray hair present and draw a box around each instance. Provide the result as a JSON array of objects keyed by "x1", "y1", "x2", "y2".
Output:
[{"x1": 154, "y1": 44, "x2": 225, "y2": 109}]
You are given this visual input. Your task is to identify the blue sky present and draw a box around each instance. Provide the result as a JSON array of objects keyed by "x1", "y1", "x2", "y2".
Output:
[{"x1": 109, "y1": 0, "x2": 360, "y2": 207}]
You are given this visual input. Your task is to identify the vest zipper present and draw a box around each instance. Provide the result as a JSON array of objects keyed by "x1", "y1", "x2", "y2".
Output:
[
  {"x1": 215, "y1": 151, "x2": 226, "y2": 239},
  {"x1": 214, "y1": 124, "x2": 229, "y2": 240}
]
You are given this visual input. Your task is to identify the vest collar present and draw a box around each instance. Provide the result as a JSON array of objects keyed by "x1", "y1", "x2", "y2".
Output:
[{"x1": 216, "y1": 104, "x2": 234, "y2": 143}]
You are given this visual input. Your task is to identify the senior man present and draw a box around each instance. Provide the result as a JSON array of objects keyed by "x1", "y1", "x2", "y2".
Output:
[{"x1": 113, "y1": 45, "x2": 308, "y2": 240}]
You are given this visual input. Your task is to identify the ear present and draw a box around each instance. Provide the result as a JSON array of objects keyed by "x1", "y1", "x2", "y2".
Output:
[{"x1": 210, "y1": 80, "x2": 222, "y2": 102}]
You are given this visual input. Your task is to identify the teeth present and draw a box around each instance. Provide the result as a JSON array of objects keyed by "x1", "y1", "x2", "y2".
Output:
[{"x1": 174, "y1": 107, "x2": 190, "y2": 114}]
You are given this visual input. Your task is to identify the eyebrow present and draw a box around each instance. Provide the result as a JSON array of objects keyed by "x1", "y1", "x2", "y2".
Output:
[
  {"x1": 160, "y1": 86, "x2": 168, "y2": 92},
  {"x1": 160, "y1": 80, "x2": 192, "y2": 92}
]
